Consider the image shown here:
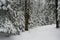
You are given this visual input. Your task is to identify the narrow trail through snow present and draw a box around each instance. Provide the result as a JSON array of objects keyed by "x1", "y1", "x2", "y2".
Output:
[{"x1": 0, "y1": 24, "x2": 60, "y2": 40}]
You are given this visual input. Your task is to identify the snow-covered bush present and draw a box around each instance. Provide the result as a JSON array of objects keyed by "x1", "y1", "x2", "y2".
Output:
[{"x1": 0, "y1": 0, "x2": 25, "y2": 36}]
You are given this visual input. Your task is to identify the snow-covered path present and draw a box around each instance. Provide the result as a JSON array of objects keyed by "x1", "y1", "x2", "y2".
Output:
[{"x1": 0, "y1": 24, "x2": 60, "y2": 40}]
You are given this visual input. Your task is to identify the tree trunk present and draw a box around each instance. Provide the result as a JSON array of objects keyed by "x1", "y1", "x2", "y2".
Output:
[
  {"x1": 25, "y1": 0, "x2": 30, "y2": 31},
  {"x1": 55, "y1": 0, "x2": 59, "y2": 28}
]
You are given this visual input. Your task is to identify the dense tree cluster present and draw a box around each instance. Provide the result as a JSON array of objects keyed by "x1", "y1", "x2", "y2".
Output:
[
  {"x1": 0, "y1": 0, "x2": 57, "y2": 36},
  {"x1": 29, "y1": 0, "x2": 56, "y2": 28}
]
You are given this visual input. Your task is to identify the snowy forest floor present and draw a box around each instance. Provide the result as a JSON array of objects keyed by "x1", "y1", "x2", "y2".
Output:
[{"x1": 0, "y1": 24, "x2": 60, "y2": 40}]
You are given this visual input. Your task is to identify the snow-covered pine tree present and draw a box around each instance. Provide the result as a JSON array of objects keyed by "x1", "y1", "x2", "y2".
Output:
[{"x1": 0, "y1": 0, "x2": 25, "y2": 36}]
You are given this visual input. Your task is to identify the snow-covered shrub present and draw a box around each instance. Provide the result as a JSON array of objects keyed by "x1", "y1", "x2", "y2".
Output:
[
  {"x1": 0, "y1": 0, "x2": 25, "y2": 36},
  {"x1": 8, "y1": 0, "x2": 25, "y2": 32}
]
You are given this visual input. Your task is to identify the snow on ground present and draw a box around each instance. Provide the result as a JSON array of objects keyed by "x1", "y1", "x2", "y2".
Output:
[{"x1": 0, "y1": 24, "x2": 60, "y2": 40}]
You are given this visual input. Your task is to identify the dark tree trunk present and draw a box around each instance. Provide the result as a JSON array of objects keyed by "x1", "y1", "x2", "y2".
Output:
[
  {"x1": 55, "y1": 0, "x2": 59, "y2": 28},
  {"x1": 25, "y1": 0, "x2": 30, "y2": 31}
]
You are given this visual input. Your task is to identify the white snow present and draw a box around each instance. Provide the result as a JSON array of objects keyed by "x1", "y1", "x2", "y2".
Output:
[
  {"x1": 2, "y1": 6, "x2": 7, "y2": 10},
  {"x1": 0, "y1": 24, "x2": 60, "y2": 40},
  {"x1": 0, "y1": 0, "x2": 6, "y2": 4}
]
